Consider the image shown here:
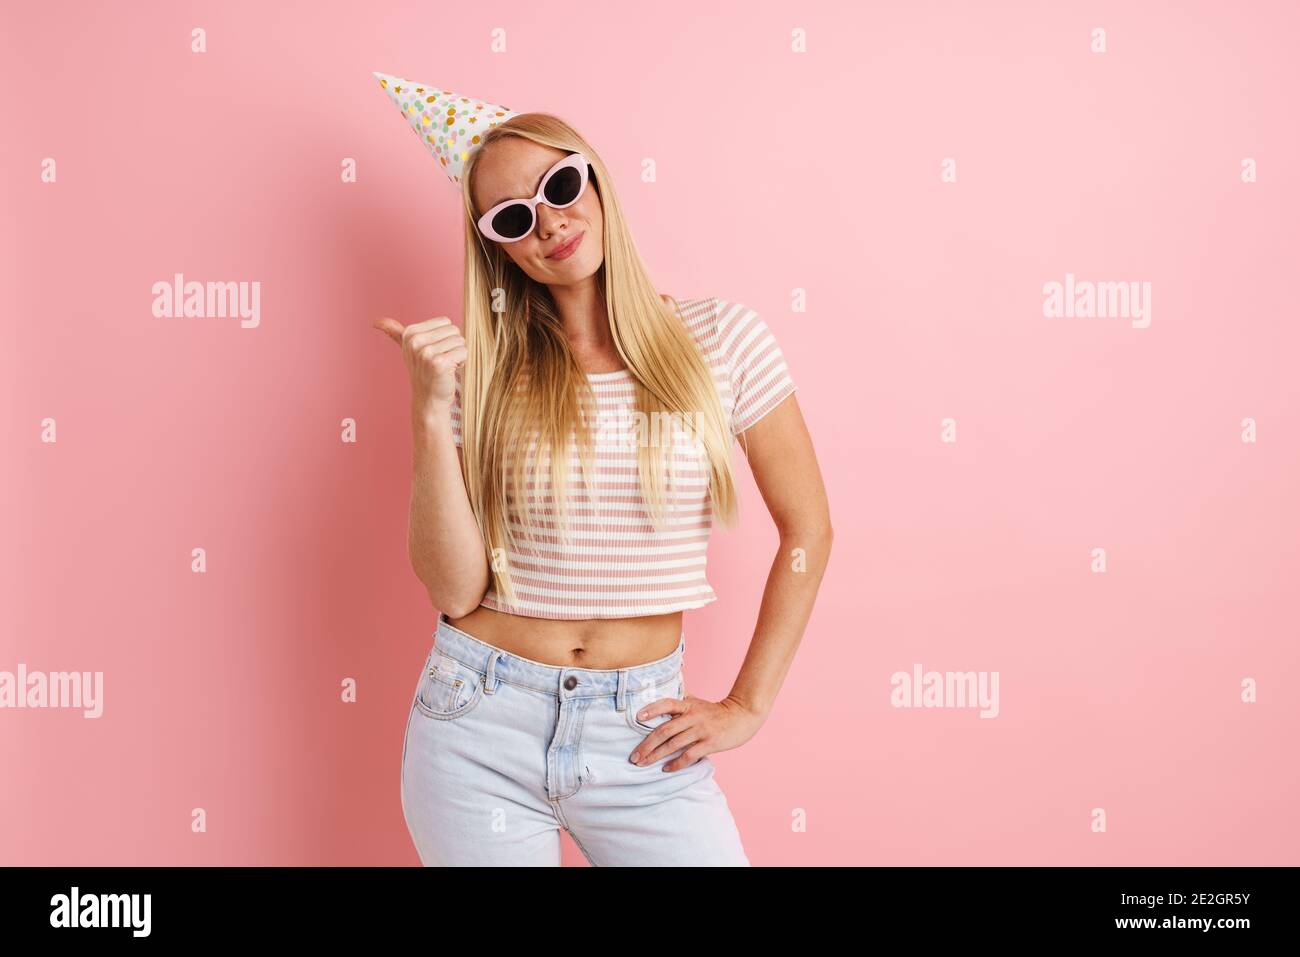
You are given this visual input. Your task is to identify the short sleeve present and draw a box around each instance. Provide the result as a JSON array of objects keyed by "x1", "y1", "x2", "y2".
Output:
[
  {"x1": 448, "y1": 372, "x2": 463, "y2": 447},
  {"x1": 716, "y1": 298, "x2": 797, "y2": 435}
]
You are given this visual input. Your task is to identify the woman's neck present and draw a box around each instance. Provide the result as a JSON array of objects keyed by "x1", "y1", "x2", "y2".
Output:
[
  {"x1": 548, "y1": 278, "x2": 623, "y2": 373},
  {"x1": 549, "y1": 277, "x2": 611, "y2": 352}
]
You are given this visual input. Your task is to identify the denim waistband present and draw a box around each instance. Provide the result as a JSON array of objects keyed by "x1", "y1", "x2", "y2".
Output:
[{"x1": 433, "y1": 611, "x2": 685, "y2": 700}]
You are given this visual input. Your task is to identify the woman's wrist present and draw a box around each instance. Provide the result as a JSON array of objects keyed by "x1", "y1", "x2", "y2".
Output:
[
  {"x1": 411, "y1": 398, "x2": 452, "y2": 428},
  {"x1": 724, "y1": 688, "x2": 773, "y2": 720},
  {"x1": 411, "y1": 406, "x2": 456, "y2": 446}
]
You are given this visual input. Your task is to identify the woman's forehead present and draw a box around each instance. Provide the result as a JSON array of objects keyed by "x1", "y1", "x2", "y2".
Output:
[{"x1": 475, "y1": 140, "x2": 567, "y2": 208}]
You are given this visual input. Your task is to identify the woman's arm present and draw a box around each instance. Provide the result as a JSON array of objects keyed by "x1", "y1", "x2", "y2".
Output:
[
  {"x1": 408, "y1": 418, "x2": 489, "y2": 617},
  {"x1": 728, "y1": 393, "x2": 833, "y2": 716},
  {"x1": 374, "y1": 314, "x2": 489, "y2": 617},
  {"x1": 628, "y1": 392, "x2": 832, "y2": 771}
]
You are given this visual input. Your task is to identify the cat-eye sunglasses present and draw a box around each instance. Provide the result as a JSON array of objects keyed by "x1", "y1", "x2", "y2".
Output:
[{"x1": 476, "y1": 151, "x2": 592, "y2": 243}]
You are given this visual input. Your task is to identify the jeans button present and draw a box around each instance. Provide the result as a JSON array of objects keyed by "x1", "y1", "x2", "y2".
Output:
[{"x1": 563, "y1": 675, "x2": 578, "y2": 690}]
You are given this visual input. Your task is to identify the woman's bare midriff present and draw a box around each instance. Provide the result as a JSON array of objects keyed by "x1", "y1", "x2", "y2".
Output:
[{"x1": 446, "y1": 604, "x2": 685, "y2": 669}]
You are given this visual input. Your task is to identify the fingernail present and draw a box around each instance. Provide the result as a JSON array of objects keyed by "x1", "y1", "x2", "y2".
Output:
[{"x1": 629, "y1": 752, "x2": 639, "y2": 764}]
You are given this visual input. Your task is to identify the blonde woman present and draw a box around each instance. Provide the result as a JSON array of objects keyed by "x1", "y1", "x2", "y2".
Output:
[{"x1": 374, "y1": 92, "x2": 832, "y2": 865}]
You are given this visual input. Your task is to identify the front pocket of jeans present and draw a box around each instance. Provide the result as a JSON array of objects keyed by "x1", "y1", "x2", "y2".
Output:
[
  {"x1": 413, "y1": 654, "x2": 484, "y2": 721},
  {"x1": 625, "y1": 672, "x2": 685, "y2": 735}
]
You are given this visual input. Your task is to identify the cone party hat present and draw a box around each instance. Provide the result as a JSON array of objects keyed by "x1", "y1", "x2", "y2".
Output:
[{"x1": 371, "y1": 71, "x2": 520, "y2": 187}]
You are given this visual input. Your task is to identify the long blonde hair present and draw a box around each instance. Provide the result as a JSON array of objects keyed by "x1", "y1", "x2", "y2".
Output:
[{"x1": 458, "y1": 113, "x2": 741, "y2": 607}]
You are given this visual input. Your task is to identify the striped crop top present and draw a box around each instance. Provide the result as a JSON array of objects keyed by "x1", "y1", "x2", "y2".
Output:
[{"x1": 449, "y1": 295, "x2": 797, "y2": 620}]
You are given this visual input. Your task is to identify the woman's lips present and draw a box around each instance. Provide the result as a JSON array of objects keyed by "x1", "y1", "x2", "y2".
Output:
[{"x1": 548, "y1": 232, "x2": 584, "y2": 260}]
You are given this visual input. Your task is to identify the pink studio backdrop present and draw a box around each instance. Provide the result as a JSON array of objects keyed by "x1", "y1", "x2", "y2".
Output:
[{"x1": 3, "y1": 0, "x2": 1298, "y2": 866}]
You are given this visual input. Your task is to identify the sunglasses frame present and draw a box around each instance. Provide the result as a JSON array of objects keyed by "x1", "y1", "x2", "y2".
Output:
[{"x1": 476, "y1": 151, "x2": 592, "y2": 243}]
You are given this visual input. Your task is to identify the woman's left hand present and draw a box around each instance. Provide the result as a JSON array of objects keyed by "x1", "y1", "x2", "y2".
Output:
[{"x1": 629, "y1": 693, "x2": 766, "y2": 772}]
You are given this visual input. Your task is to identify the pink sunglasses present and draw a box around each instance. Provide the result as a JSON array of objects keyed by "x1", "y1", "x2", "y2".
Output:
[{"x1": 476, "y1": 151, "x2": 592, "y2": 243}]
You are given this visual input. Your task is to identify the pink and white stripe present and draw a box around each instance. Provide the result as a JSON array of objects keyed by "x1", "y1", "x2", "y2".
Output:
[{"x1": 449, "y1": 296, "x2": 796, "y2": 619}]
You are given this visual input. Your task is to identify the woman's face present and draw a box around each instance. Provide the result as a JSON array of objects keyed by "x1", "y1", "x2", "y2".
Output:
[{"x1": 471, "y1": 137, "x2": 604, "y2": 286}]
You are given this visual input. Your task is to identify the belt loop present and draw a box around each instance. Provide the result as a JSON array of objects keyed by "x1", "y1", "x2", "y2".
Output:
[
  {"x1": 484, "y1": 650, "x2": 502, "y2": 694},
  {"x1": 616, "y1": 668, "x2": 627, "y2": 712}
]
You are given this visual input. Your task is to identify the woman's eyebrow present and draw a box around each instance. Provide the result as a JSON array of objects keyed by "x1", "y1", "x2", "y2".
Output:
[{"x1": 485, "y1": 161, "x2": 554, "y2": 209}]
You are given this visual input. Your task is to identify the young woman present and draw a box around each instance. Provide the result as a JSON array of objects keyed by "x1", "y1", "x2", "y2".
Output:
[{"x1": 375, "y1": 111, "x2": 832, "y2": 866}]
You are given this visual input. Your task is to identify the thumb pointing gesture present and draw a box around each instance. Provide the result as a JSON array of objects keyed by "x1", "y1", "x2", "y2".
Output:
[{"x1": 372, "y1": 314, "x2": 467, "y2": 416}]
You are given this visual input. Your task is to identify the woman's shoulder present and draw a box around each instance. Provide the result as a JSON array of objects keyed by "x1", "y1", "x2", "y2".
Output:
[
  {"x1": 660, "y1": 293, "x2": 722, "y2": 342},
  {"x1": 662, "y1": 293, "x2": 770, "y2": 355}
]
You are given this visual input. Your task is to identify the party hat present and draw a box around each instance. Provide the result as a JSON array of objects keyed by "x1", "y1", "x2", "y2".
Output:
[{"x1": 372, "y1": 71, "x2": 520, "y2": 186}]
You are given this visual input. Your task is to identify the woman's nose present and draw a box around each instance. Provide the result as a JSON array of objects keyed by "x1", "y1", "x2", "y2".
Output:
[{"x1": 535, "y1": 202, "x2": 568, "y2": 237}]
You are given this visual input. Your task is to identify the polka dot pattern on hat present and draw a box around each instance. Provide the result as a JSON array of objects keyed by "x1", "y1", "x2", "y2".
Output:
[{"x1": 372, "y1": 71, "x2": 520, "y2": 186}]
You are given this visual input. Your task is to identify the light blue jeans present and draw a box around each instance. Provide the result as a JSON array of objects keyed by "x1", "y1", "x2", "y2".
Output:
[{"x1": 400, "y1": 612, "x2": 750, "y2": 866}]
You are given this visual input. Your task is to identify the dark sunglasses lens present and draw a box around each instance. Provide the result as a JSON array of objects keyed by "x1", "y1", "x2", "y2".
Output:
[
  {"x1": 490, "y1": 203, "x2": 533, "y2": 239},
  {"x1": 543, "y1": 165, "x2": 582, "y2": 206}
]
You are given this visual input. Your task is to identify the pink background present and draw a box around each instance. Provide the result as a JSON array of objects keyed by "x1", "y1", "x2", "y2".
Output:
[{"x1": 3, "y1": 0, "x2": 1298, "y2": 865}]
